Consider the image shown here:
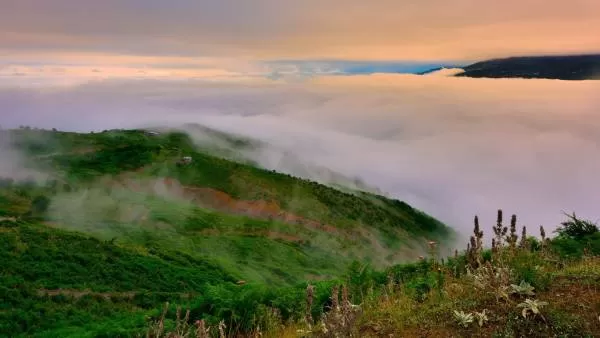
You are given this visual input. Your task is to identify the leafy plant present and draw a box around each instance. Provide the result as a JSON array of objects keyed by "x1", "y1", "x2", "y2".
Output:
[
  {"x1": 517, "y1": 299, "x2": 548, "y2": 319},
  {"x1": 509, "y1": 280, "x2": 535, "y2": 297},
  {"x1": 495, "y1": 285, "x2": 511, "y2": 303},
  {"x1": 468, "y1": 263, "x2": 513, "y2": 302},
  {"x1": 453, "y1": 310, "x2": 474, "y2": 328},
  {"x1": 317, "y1": 285, "x2": 362, "y2": 337},
  {"x1": 473, "y1": 309, "x2": 489, "y2": 327}
]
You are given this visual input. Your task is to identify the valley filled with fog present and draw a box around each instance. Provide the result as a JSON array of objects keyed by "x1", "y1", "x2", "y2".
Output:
[{"x1": 2, "y1": 74, "x2": 599, "y2": 239}]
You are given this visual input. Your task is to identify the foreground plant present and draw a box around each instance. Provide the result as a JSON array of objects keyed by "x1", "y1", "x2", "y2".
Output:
[
  {"x1": 452, "y1": 309, "x2": 488, "y2": 329},
  {"x1": 468, "y1": 262, "x2": 513, "y2": 302},
  {"x1": 473, "y1": 309, "x2": 489, "y2": 327},
  {"x1": 453, "y1": 310, "x2": 474, "y2": 328},
  {"x1": 509, "y1": 280, "x2": 535, "y2": 297},
  {"x1": 145, "y1": 303, "x2": 224, "y2": 338},
  {"x1": 517, "y1": 298, "x2": 548, "y2": 320},
  {"x1": 297, "y1": 284, "x2": 362, "y2": 337},
  {"x1": 320, "y1": 285, "x2": 362, "y2": 337}
]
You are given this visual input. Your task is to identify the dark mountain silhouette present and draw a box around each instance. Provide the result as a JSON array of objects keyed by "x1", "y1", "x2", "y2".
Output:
[{"x1": 454, "y1": 54, "x2": 600, "y2": 80}]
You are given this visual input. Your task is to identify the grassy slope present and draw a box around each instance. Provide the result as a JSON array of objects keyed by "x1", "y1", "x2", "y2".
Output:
[
  {"x1": 331, "y1": 226, "x2": 600, "y2": 338},
  {"x1": 2, "y1": 129, "x2": 599, "y2": 337},
  {"x1": 3, "y1": 217, "x2": 599, "y2": 337},
  {"x1": 5, "y1": 128, "x2": 453, "y2": 284},
  {"x1": 121, "y1": 218, "x2": 600, "y2": 338},
  {"x1": 0, "y1": 219, "x2": 340, "y2": 337},
  {"x1": 0, "y1": 220, "x2": 237, "y2": 337},
  {"x1": 350, "y1": 257, "x2": 600, "y2": 337},
  {"x1": 1, "y1": 127, "x2": 454, "y2": 336}
]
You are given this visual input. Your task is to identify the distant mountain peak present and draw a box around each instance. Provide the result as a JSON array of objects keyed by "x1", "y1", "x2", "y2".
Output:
[{"x1": 454, "y1": 54, "x2": 600, "y2": 80}]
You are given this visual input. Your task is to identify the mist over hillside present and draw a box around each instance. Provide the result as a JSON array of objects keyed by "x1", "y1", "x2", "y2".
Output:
[
  {"x1": 1, "y1": 127, "x2": 455, "y2": 285},
  {"x1": 173, "y1": 123, "x2": 386, "y2": 195},
  {"x1": 0, "y1": 130, "x2": 48, "y2": 183},
  {"x1": 1, "y1": 75, "x2": 600, "y2": 239}
]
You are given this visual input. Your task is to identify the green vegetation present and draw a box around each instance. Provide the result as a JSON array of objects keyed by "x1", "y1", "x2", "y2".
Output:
[
  {"x1": 3, "y1": 128, "x2": 598, "y2": 337},
  {"x1": 2, "y1": 128, "x2": 453, "y2": 284},
  {"x1": 0, "y1": 220, "x2": 235, "y2": 336},
  {"x1": 4, "y1": 209, "x2": 595, "y2": 337},
  {"x1": 13, "y1": 128, "x2": 450, "y2": 237},
  {"x1": 1, "y1": 127, "x2": 454, "y2": 337}
]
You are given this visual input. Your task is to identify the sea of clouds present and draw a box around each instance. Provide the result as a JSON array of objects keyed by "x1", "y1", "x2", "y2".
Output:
[{"x1": 1, "y1": 73, "x2": 599, "y2": 239}]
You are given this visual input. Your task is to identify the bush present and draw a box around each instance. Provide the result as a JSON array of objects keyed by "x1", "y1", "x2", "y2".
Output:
[
  {"x1": 551, "y1": 232, "x2": 600, "y2": 259},
  {"x1": 510, "y1": 253, "x2": 553, "y2": 291},
  {"x1": 555, "y1": 213, "x2": 599, "y2": 240}
]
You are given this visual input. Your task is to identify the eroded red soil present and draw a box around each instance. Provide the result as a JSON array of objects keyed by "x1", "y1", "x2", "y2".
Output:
[{"x1": 114, "y1": 175, "x2": 340, "y2": 236}]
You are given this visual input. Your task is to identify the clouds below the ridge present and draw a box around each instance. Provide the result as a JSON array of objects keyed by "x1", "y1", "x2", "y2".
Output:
[{"x1": 1, "y1": 74, "x2": 599, "y2": 239}]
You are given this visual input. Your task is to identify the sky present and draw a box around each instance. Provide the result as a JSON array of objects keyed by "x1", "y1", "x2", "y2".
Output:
[
  {"x1": 1, "y1": 1, "x2": 600, "y2": 240},
  {"x1": 2, "y1": 0, "x2": 600, "y2": 82}
]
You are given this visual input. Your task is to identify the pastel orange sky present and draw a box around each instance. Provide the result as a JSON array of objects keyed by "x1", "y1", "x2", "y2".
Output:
[{"x1": 1, "y1": 0, "x2": 599, "y2": 79}]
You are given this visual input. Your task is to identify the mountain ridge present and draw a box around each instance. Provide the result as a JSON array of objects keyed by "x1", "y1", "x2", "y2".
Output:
[
  {"x1": 454, "y1": 54, "x2": 600, "y2": 80},
  {"x1": 1, "y1": 127, "x2": 455, "y2": 283}
]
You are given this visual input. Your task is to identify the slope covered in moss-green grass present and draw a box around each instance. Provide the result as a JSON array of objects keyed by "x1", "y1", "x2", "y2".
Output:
[
  {"x1": 4, "y1": 128, "x2": 454, "y2": 282},
  {"x1": 0, "y1": 127, "x2": 455, "y2": 336},
  {"x1": 0, "y1": 219, "x2": 236, "y2": 336}
]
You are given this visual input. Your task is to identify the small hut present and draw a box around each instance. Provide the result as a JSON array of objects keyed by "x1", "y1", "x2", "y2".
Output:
[{"x1": 177, "y1": 156, "x2": 193, "y2": 166}]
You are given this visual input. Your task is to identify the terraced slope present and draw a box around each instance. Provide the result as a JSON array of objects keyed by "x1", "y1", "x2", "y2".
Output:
[
  {"x1": 3, "y1": 128, "x2": 454, "y2": 285},
  {"x1": 1, "y1": 220, "x2": 234, "y2": 336},
  {"x1": 3, "y1": 128, "x2": 454, "y2": 284}
]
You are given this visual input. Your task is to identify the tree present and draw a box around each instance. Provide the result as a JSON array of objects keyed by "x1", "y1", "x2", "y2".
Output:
[
  {"x1": 555, "y1": 212, "x2": 599, "y2": 240},
  {"x1": 0, "y1": 178, "x2": 14, "y2": 188},
  {"x1": 31, "y1": 195, "x2": 51, "y2": 215}
]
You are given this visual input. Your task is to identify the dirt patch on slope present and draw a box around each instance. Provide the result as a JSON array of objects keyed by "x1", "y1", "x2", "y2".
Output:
[
  {"x1": 114, "y1": 175, "x2": 340, "y2": 234},
  {"x1": 181, "y1": 184, "x2": 339, "y2": 234},
  {"x1": 549, "y1": 275, "x2": 600, "y2": 334},
  {"x1": 37, "y1": 289, "x2": 197, "y2": 301},
  {"x1": 37, "y1": 289, "x2": 137, "y2": 300}
]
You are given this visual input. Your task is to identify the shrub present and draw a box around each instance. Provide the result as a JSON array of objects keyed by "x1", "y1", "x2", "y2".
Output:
[{"x1": 555, "y1": 213, "x2": 599, "y2": 240}]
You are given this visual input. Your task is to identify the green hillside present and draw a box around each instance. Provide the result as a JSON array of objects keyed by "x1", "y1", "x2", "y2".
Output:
[
  {"x1": 2, "y1": 128, "x2": 599, "y2": 337},
  {"x1": 0, "y1": 127, "x2": 455, "y2": 337},
  {"x1": 5, "y1": 128, "x2": 453, "y2": 281}
]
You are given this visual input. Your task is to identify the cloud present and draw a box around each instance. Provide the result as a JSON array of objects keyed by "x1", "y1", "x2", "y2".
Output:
[
  {"x1": 0, "y1": 54, "x2": 457, "y2": 87},
  {"x1": 263, "y1": 60, "x2": 461, "y2": 79},
  {"x1": 1, "y1": 75, "x2": 599, "y2": 241},
  {"x1": 0, "y1": 130, "x2": 48, "y2": 182},
  {"x1": 0, "y1": 56, "x2": 269, "y2": 87},
  {"x1": 423, "y1": 68, "x2": 465, "y2": 77}
]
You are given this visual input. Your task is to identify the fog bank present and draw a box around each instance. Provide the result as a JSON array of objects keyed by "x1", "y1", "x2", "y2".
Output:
[{"x1": 1, "y1": 74, "x2": 599, "y2": 239}]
